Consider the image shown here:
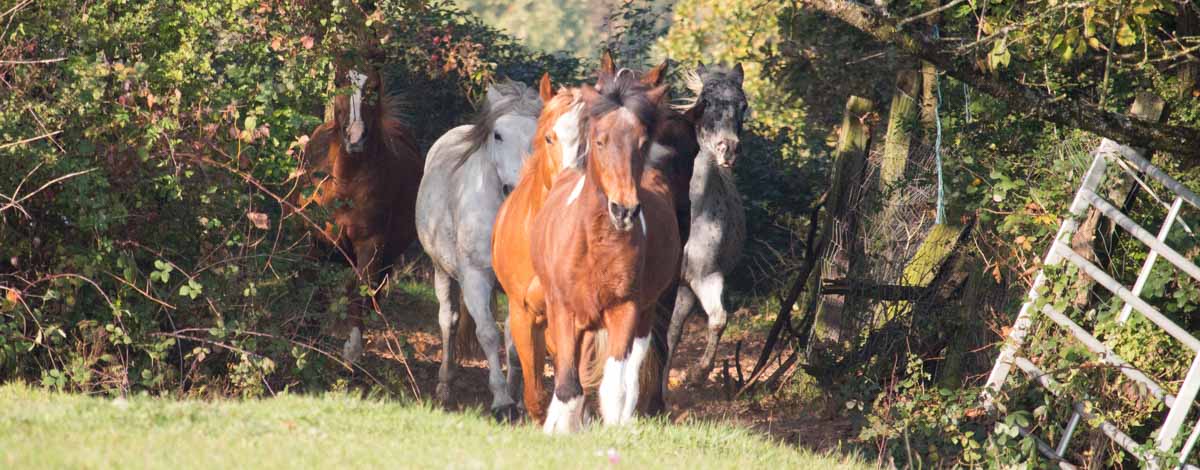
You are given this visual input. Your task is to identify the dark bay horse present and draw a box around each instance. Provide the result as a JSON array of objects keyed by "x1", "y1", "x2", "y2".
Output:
[
  {"x1": 530, "y1": 71, "x2": 680, "y2": 433},
  {"x1": 296, "y1": 64, "x2": 423, "y2": 362}
]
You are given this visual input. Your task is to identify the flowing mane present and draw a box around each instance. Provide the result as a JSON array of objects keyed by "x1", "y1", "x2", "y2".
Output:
[
  {"x1": 671, "y1": 68, "x2": 706, "y2": 113},
  {"x1": 452, "y1": 79, "x2": 543, "y2": 168}
]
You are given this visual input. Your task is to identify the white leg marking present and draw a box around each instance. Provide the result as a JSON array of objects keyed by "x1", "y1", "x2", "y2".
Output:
[
  {"x1": 543, "y1": 395, "x2": 585, "y2": 434},
  {"x1": 566, "y1": 176, "x2": 586, "y2": 205},
  {"x1": 621, "y1": 335, "x2": 651, "y2": 423},
  {"x1": 599, "y1": 356, "x2": 626, "y2": 425}
]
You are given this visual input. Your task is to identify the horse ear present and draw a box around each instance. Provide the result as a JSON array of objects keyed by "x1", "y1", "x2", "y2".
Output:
[
  {"x1": 539, "y1": 73, "x2": 554, "y2": 102},
  {"x1": 732, "y1": 63, "x2": 745, "y2": 84},
  {"x1": 600, "y1": 50, "x2": 615, "y2": 76},
  {"x1": 486, "y1": 83, "x2": 503, "y2": 105},
  {"x1": 642, "y1": 59, "x2": 669, "y2": 87},
  {"x1": 646, "y1": 84, "x2": 669, "y2": 106}
]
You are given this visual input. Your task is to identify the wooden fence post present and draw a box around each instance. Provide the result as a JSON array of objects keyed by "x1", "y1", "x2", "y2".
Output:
[{"x1": 807, "y1": 95, "x2": 875, "y2": 354}]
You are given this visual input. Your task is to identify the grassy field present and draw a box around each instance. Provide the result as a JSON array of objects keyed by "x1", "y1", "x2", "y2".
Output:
[{"x1": 0, "y1": 383, "x2": 866, "y2": 469}]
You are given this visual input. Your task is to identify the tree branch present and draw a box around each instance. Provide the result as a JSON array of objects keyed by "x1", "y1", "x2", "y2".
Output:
[{"x1": 802, "y1": 0, "x2": 1200, "y2": 160}]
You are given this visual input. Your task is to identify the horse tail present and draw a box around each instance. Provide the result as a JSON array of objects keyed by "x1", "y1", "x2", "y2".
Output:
[
  {"x1": 580, "y1": 305, "x2": 669, "y2": 416},
  {"x1": 454, "y1": 293, "x2": 484, "y2": 361}
]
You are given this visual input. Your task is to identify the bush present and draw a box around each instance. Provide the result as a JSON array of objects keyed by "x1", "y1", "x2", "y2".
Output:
[{"x1": 0, "y1": 0, "x2": 581, "y2": 397}]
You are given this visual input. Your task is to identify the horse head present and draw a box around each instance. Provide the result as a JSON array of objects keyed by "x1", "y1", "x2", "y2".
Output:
[
  {"x1": 580, "y1": 70, "x2": 667, "y2": 232},
  {"x1": 688, "y1": 63, "x2": 748, "y2": 168},
  {"x1": 333, "y1": 67, "x2": 383, "y2": 154},
  {"x1": 533, "y1": 74, "x2": 585, "y2": 186},
  {"x1": 469, "y1": 79, "x2": 541, "y2": 196}
]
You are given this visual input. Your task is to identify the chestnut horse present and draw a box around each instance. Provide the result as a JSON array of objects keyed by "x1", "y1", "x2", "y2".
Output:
[
  {"x1": 491, "y1": 77, "x2": 586, "y2": 424},
  {"x1": 530, "y1": 71, "x2": 680, "y2": 433},
  {"x1": 493, "y1": 63, "x2": 669, "y2": 424},
  {"x1": 296, "y1": 64, "x2": 422, "y2": 362}
]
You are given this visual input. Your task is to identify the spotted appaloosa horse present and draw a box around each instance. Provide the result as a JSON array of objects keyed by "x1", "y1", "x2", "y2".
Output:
[
  {"x1": 415, "y1": 78, "x2": 541, "y2": 420},
  {"x1": 664, "y1": 63, "x2": 750, "y2": 389},
  {"x1": 531, "y1": 71, "x2": 680, "y2": 433},
  {"x1": 296, "y1": 63, "x2": 422, "y2": 363}
]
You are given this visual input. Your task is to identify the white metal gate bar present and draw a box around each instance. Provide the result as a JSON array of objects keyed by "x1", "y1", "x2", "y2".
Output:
[
  {"x1": 984, "y1": 136, "x2": 1200, "y2": 467},
  {"x1": 1119, "y1": 197, "x2": 1184, "y2": 323},
  {"x1": 1035, "y1": 303, "x2": 1174, "y2": 405}
]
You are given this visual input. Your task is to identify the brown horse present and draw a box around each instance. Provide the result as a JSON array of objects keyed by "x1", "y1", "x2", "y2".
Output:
[
  {"x1": 296, "y1": 64, "x2": 423, "y2": 362},
  {"x1": 530, "y1": 71, "x2": 680, "y2": 433},
  {"x1": 493, "y1": 64, "x2": 670, "y2": 424},
  {"x1": 491, "y1": 75, "x2": 585, "y2": 423}
]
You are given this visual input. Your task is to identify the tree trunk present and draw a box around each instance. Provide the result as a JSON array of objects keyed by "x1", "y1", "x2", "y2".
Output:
[{"x1": 807, "y1": 95, "x2": 875, "y2": 355}]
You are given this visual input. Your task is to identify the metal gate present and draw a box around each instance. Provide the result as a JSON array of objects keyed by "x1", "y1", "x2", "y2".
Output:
[{"x1": 983, "y1": 136, "x2": 1200, "y2": 468}]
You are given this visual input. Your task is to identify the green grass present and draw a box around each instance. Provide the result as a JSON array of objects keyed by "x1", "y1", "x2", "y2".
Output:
[{"x1": 0, "y1": 383, "x2": 867, "y2": 469}]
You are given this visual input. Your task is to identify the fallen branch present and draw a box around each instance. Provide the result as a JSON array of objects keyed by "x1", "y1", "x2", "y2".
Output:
[
  {"x1": 738, "y1": 193, "x2": 826, "y2": 396},
  {"x1": 0, "y1": 130, "x2": 63, "y2": 150}
]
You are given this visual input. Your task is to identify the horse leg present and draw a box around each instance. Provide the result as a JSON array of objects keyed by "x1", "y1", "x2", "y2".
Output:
[
  {"x1": 664, "y1": 283, "x2": 699, "y2": 396},
  {"x1": 544, "y1": 302, "x2": 585, "y2": 434},
  {"x1": 509, "y1": 300, "x2": 547, "y2": 423},
  {"x1": 460, "y1": 269, "x2": 517, "y2": 421},
  {"x1": 504, "y1": 315, "x2": 523, "y2": 412},
  {"x1": 433, "y1": 266, "x2": 461, "y2": 404},
  {"x1": 599, "y1": 302, "x2": 642, "y2": 426},
  {"x1": 342, "y1": 240, "x2": 380, "y2": 364},
  {"x1": 689, "y1": 273, "x2": 728, "y2": 385}
]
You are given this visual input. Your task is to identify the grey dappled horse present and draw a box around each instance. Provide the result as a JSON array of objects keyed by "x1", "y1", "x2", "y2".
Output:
[
  {"x1": 415, "y1": 80, "x2": 541, "y2": 420},
  {"x1": 665, "y1": 64, "x2": 750, "y2": 390}
]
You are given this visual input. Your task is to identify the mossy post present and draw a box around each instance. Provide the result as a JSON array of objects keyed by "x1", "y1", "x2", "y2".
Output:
[
  {"x1": 807, "y1": 95, "x2": 874, "y2": 356},
  {"x1": 881, "y1": 69, "x2": 921, "y2": 188}
]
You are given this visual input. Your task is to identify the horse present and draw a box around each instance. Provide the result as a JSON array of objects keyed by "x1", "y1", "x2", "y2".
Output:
[
  {"x1": 415, "y1": 78, "x2": 542, "y2": 420},
  {"x1": 296, "y1": 63, "x2": 423, "y2": 363},
  {"x1": 530, "y1": 71, "x2": 680, "y2": 433},
  {"x1": 491, "y1": 78, "x2": 586, "y2": 424},
  {"x1": 493, "y1": 62, "x2": 670, "y2": 425},
  {"x1": 663, "y1": 63, "x2": 750, "y2": 390}
]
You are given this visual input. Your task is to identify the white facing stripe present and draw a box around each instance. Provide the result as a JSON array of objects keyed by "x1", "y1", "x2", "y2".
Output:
[{"x1": 638, "y1": 209, "x2": 646, "y2": 236}]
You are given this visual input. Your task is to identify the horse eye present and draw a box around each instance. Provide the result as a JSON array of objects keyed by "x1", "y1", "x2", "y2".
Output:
[
  {"x1": 544, "y1": 134, "x2": 553, "y2": 144},
  {"x1": 494, "y1": 131, "x2": 503, "y2": 142}
]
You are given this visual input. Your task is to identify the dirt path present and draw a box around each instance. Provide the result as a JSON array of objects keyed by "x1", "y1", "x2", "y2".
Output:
[{"x1": 359, "y1": 288, "x2": 854, "y2": 454}]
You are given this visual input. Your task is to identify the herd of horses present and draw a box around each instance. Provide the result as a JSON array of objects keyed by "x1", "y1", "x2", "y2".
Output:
[{"x1": 295, "y1": 52, "x2": 749, "y2": 433}]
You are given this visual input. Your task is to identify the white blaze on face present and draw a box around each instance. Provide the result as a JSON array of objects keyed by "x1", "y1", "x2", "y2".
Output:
[
  {"x1": 553, "y1": 103, "x2": 584, "y2": 169},
  {"x1": 346, "y1": 70, "x2": 368, "y2": 146}
]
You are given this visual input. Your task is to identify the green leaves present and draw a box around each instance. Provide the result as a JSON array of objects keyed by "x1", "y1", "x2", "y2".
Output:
[
  {"x1": 150, "y1": 260, "x2": 173, "y2": 284},
  {"x1": 988, "y1": 38, "x2": 1012, "y2": 70},
  {"x1": 178, "y1": 279, "x2": 203, "y2": 300}
]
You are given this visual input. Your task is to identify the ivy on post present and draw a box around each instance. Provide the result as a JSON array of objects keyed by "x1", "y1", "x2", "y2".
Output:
[{"x1": 807, "y1": 95, "x2": 874, "y2": 357}]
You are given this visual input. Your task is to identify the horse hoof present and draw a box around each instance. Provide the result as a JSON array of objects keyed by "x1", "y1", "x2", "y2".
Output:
[
  {"x1": 435, "y1": 383, "x2": 452, "y2": 405},
  {"x1": 341, "y1": 327, "x2": 364, "y2": 364},
  {"x1": 492, "y1": 404, "x2": 520, "y2": 423}
]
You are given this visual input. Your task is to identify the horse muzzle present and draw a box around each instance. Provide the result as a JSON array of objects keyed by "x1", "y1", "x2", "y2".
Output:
[
  {"x1": 713, "y1": 138, "x2": 739, "y2": 168},
  {"x1": 607, "y1": 201, "x2": 641, "y2": 232}
]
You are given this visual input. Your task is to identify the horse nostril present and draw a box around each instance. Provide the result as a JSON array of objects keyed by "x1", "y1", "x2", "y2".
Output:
[
  {"x1": 502, "y1": 184, "x2": 514, "y2": 196},
  {"x1": 630, "y1": 204, "x2": 642, "y2": 219}
]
